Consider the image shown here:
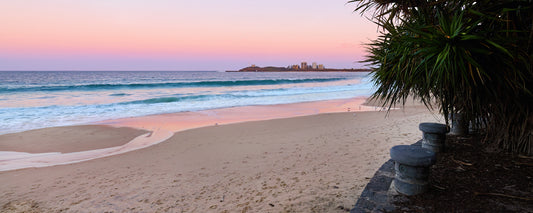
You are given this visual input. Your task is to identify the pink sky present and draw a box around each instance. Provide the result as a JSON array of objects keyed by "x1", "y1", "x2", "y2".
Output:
[{"x1": 0, "y1": 0, "x2": 378, "y2": 71}]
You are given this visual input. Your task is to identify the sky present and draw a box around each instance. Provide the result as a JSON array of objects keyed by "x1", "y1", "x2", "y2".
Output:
[{"x1": 0, "y1": 0, "x2": 378, "y2": 71}]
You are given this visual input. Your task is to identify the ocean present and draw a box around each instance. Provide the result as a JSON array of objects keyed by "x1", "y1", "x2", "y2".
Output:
[{"x1": 0, "y1": 71, "x2": 373, "y2": 134}]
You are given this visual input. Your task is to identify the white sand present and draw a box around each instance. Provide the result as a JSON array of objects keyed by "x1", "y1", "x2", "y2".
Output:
[{"x1": 0, "y1": 98, "x2": 442, "y2": 212}]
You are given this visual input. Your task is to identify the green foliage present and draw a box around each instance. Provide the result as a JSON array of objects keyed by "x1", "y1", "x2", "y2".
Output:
[{"x1": 350, "y1": 0, "x2": 533, "y2": 154}]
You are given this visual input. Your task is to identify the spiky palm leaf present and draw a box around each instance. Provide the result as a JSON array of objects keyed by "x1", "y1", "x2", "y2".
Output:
[{"x1": 351, "y1": 0, "x2": 533, "y2": 155}]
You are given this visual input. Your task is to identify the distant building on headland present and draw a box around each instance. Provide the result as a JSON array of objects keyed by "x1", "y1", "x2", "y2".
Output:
[
  {"x1": 289, "y1": 62, "x2": 326, "y2": 71},
  {"x1": 228, "y1": 62, "x2": 371, "y2": 72},
  {"x1": 301, "y1": 62, "x2": 308, "y2": 70},
  {"x1": 291, "y1": 64, "x2": 300, "y2": 70}
]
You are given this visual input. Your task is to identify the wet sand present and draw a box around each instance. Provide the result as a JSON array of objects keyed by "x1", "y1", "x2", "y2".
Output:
[{"x1": 0, "y1": 125, "x2": 148, "y2": 153}]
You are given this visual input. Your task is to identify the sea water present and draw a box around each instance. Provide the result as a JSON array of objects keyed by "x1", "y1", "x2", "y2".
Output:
[{"x1": 0, "y1": 71, "x2": 373, "y2": 134}]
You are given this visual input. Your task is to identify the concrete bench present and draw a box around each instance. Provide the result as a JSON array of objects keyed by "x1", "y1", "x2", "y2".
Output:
[
  {"x1": 419, "y1": 122, "x2": 448, "y2": 153},
  {"x1": 390, "y1": 145, "x2": 436, "y2": 195},
  {"x1": 449, "y1": 113, "x2": 468, "y2": 135}
]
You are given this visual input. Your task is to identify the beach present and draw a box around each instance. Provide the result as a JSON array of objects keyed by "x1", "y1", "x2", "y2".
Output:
[{"x1": 0, "y1": 98, "x2": 442, "y2": 212}]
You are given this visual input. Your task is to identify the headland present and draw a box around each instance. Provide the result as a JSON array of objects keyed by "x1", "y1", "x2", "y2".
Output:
[{"x1": 227, "y1": 62, "x2": 371, "y2": 72}]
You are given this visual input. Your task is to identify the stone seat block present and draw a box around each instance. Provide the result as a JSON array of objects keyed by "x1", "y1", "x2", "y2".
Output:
[
  {"x1": 390, "y1": 145, "x2": 437, "y2": 195},
  {"x1": 418, "y1": 122, "x2": 448, "y2": 134},
  {"x1": 390, "y1": 145, "x2": 436, "y2": 167}
]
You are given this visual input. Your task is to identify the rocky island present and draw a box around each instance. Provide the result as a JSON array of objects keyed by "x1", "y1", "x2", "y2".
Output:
[{"x1": 227, "y1": 62, "x2": 371, "y2": 72}]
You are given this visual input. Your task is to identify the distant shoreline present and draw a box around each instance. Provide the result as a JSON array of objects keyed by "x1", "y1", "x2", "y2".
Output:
[
  {"x1": 227, "y1": 64, "x2": 372, "y2": 72},
  {"x1": 226, "y1": 69, "x2": 371, "y2": 72}
]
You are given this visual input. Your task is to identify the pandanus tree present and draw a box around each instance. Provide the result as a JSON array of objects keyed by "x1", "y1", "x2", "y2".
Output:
[{"x1": 350, "y1": 0, "x2": 533, "y2": 155}]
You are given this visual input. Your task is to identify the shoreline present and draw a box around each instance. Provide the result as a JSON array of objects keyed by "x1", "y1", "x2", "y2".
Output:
[
  {"x1": 0, "y1": 97, "x2": 379, "y2": 172},
  {"x1": 0, "y1": 96, "x2": 442, "y2": 212},
  {"x1": 96, "y1": 96, "x2": 376, "y2": 133},
  {"x1": 226, "y1": 70, "x2": 370, "y2": 72}
]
